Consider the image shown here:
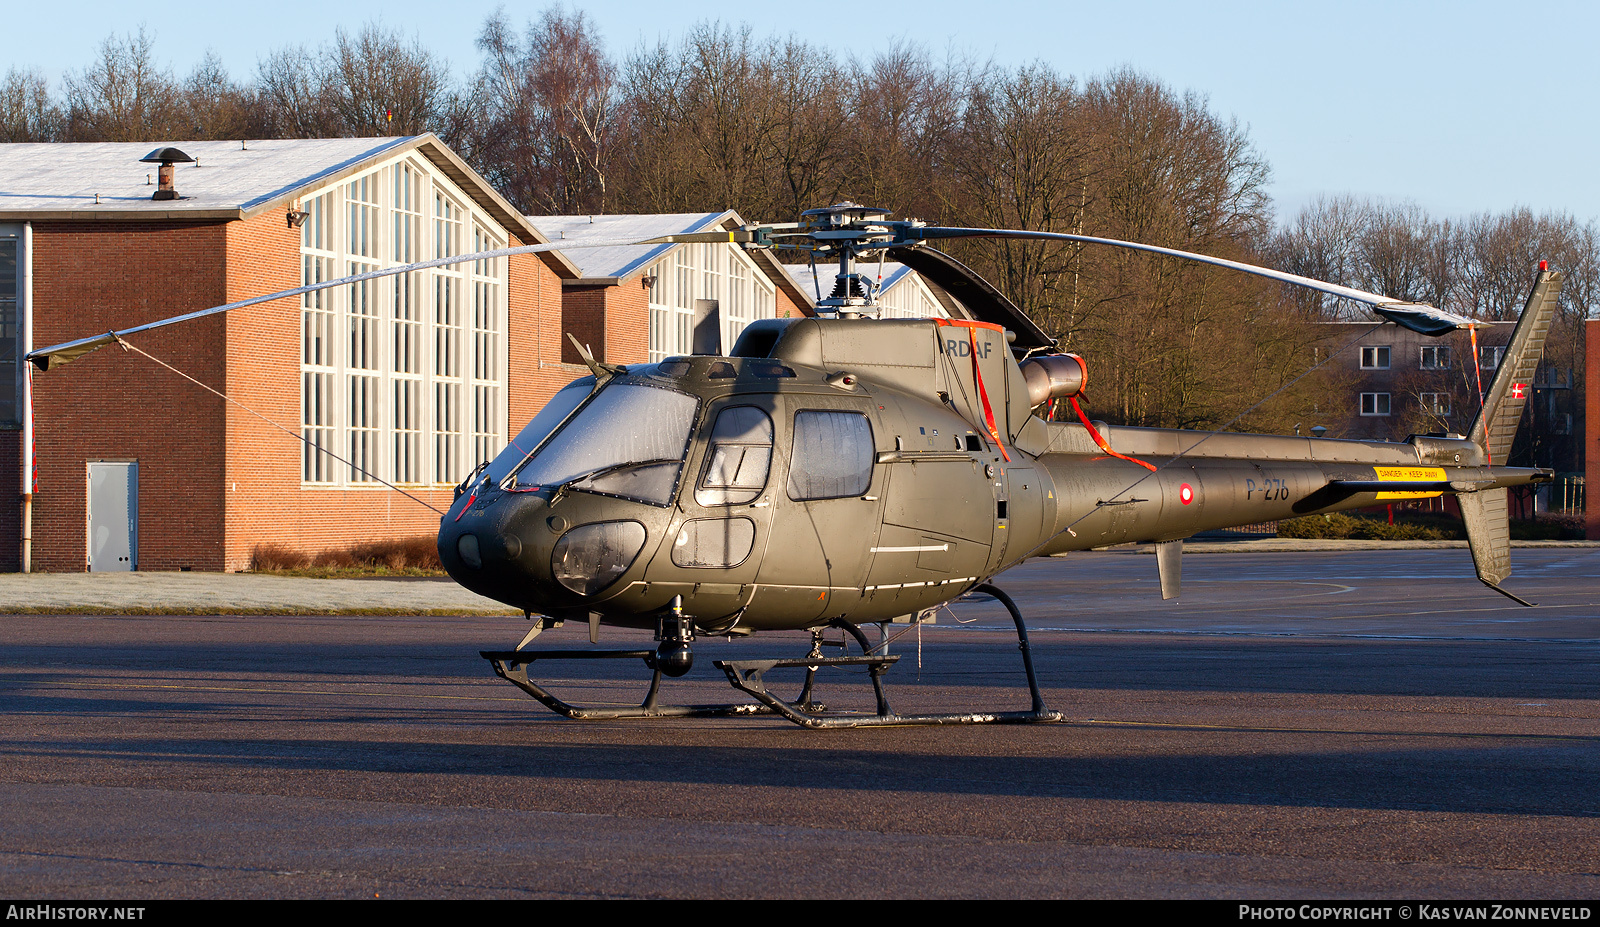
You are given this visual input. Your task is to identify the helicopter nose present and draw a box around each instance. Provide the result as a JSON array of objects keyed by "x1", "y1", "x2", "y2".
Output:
[
  {"x1": 451, "y1": 529, "x2": 522, "y2": 570},
  {"x1": 439, "y1": 489, "x2": 662, "y2": 614},
  {"x1": 439, "y1": 492, "x2": 545, "y2": 596}
]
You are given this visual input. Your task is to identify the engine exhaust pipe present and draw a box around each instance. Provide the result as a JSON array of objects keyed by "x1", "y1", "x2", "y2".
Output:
[{"x1": 1019, "y1": 353, "x2": 1086, "y2": 407}]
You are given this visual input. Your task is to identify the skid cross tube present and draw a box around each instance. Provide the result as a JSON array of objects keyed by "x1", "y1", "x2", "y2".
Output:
[
  {"x1": 481, "y1": 584, "x2": 1062, "y2": 727},
  {"x1": 711, "y1": 589, "x2": 1061, "y2": 728}
]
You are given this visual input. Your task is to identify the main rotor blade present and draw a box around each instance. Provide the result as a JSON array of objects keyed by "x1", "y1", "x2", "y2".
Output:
[
  {"x1": 905, "y1": 226, "x2": 1475, "y2": 333},
  {"x1": 26, "y1": 230, "x2": 753, "y2": 371}
]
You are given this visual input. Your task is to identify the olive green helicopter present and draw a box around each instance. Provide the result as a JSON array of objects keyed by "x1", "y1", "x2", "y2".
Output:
[
  {"x1": 29, "y1": 202, "x2": 1556, "y2": 728},
  {"x1": 436, "y1": 203, "x2": 1555, "y2": 728}
]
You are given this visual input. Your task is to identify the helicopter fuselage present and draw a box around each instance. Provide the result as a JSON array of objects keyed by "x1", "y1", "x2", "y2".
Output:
[{"x1": 436, "y1": 317, "x2": 1544, "y2": 636}]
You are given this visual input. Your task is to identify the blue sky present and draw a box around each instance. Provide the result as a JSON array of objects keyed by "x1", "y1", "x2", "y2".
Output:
[{"x1": 10, "y1": 0, "x2": 1598, "y2": 224}]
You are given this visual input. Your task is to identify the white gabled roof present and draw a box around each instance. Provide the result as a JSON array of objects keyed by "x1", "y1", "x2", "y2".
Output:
[
  {"x1": 524, "y1": 211, "x2": 727, "y2": 280},
  {"x1": 0, "y1": 137, "x2": 412, "y2": 217},
  {"x1": 784, "y1": 260, "x2": 917, "y2": 300},
  {"x1": 528, "y1": 211, "x2": 813, "y2": 308},
  {"x1": 0, "y1": 135, "x2": 581, "y2": 277}
]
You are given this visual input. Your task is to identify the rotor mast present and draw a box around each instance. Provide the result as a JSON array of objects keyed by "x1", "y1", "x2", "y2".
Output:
[{"x1": 792, "y1": 203, "x2": 908, "y2": 319}]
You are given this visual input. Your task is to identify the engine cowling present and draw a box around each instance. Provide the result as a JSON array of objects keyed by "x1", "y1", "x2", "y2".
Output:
[{"x1": 1019, "y1": 353, "x2": 1087, "y2": 407}]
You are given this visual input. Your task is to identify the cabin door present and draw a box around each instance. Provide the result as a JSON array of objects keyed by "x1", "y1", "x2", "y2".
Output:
[{"x1": 753, "y1": 400, "x2": 885, "y2": 623}]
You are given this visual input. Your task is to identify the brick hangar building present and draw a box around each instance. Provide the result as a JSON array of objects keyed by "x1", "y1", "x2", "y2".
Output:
[{"x1": 0, "y1": 137, "x2": 816, "y2": 572}]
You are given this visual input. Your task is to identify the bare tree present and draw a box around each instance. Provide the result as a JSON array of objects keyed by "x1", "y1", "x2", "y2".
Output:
[
  {"x1": 841, "y1": 42, "x2": 969, "y2": 223},
  {"x1": 1006, "y1": 68, "x2": 1285, "y2": 431},
  {"x1": 257, "y1": 45, "x2": 339, "y2": 138},
  {"x1": 181, "y1": 51, "x2": 263, "y2": 140},
  {"x1": 614, "y1": 22, "x2": 844, "y2": 220},
  {"x1": 0, "y1": 68, "x2": 63, "y2": 142},
  {"x1": 474, "y1": 7, "x2": 617, "y2": 215},
  {"x1": 1355, "y1": 201, "x2": 1454, "y2": 307},
  {"x1": 946, "y1": 64, "x2": 1090, "y2": 335},
  {"x1": 326, "y1": 24, "x2": 451, "y2": 137},
  {"x1": 258, "y1": 23, "x2": 453, "y2": 140},
  {"x1": 671, "y1": 22, "x2": 774, "y2": 213},
  {"x1": 758, "y1": 37, "x2": 849, "y2": 220},
  {"x1": 63, "y1": 27, "x2": 185, "y2": 141},
  {"x1": 611, "y1": 37, "x2": 693, "y2": 213}
]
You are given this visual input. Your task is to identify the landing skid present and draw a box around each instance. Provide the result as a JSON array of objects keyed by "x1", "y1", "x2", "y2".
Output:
[
  {"x1": 482, "y1": 649, "x2": 770, "y2": 720},
  {"x1": 480, "y1": 583, "x2": 1062, "y2": 728}
]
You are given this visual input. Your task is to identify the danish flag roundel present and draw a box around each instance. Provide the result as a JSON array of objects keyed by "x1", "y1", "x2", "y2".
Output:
[{"x1": 1179, "y1": 483, "x2": 1194, "y2": 505}]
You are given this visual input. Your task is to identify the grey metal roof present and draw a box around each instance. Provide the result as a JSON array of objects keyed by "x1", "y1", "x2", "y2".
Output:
[
  {"x1": 524, "y1": 212, "x2": 729, "y2": 279},
  {"x1": 0, "y1": 135, "x2": 583, "y2": 278},
  {"x1": 0, "y1": 137, "x2": 414, "y2": 217}
]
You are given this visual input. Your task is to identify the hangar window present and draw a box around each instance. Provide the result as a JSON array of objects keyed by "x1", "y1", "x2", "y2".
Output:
[
  {"x1": 0, "y1": 229, "x2": 18, "y2": 424},
  {"x1": 302, "y1": 192, "x2": 338, "y2": 482},
  {"x1": 471, "y1": 224, "x2": 503, "y2": 468},
  {"x1": 874, "y1": 264, "x2": 951, "y2": 320},
  {"x1": 788, "y1": 411, "x2": 874, "y2": 500},
  {"x1": 299, "y1": 160, "x2": 507, "y2": 487},
  {"x1": 645, "y1": 242, "x2": 778, "y2": 362}
]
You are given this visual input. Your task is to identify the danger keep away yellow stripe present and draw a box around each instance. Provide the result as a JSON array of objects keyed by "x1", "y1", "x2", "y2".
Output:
[{"x1": 1374, "y1": 465, "x2": 1447, "y2": 500}]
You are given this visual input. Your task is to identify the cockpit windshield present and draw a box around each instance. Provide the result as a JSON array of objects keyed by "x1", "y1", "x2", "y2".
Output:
[
  {"x1": 483, "y1": 376, "x2": 596, "y2": 486},
  {"x1": 506, "y1": 380, "x2": 699, "y2": 505}
]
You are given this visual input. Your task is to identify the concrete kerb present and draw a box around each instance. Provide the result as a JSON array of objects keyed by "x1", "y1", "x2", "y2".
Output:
[{"x1": 0, "y1": 572, "x2": 519, "y2": 616}]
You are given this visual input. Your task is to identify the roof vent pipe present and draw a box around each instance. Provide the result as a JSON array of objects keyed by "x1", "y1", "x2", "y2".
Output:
[{"x1": 139, "y1": 147, "x2": 194, "y2": 201}]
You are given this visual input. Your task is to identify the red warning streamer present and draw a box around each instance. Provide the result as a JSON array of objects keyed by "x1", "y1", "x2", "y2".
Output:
[
  {"x1": 1070, "y1": 395, "x2": 1157, "y2": 472},
  {"x1": 1469, "y1": 323, "x2": 1491, "y2": 465},
  {"x1": 967, "y1": 327, "x2": 1011, "y2": 462}
]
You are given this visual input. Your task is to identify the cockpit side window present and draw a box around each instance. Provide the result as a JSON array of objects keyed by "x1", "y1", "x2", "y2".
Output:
[
  {"x1": 696, "y1": 406, "x2": 774, "y2": 506},
  {"x1": 787, "y1": 410, "x2": 874, "y2": 501}
]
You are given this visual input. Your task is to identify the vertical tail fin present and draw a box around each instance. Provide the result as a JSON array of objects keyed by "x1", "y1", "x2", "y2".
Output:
[
  {"x1": 1459, "y1": 269, "x2": 1559, "y2": 606},
  {"x1": 1468, "y1": 270, "x2": 1561, "y2": 464}
]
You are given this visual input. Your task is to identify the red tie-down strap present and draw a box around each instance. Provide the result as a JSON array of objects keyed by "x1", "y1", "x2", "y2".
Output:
[
  {"x1": 966, "y1": 327, "x2": 1010, "y2": 462},
  {"x1": 1468, "y1": 323, "x2": 1491, "y2": 465},
  {"x1": 1070, "y1": 395, "x2": 1157, "y2": 472}
]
